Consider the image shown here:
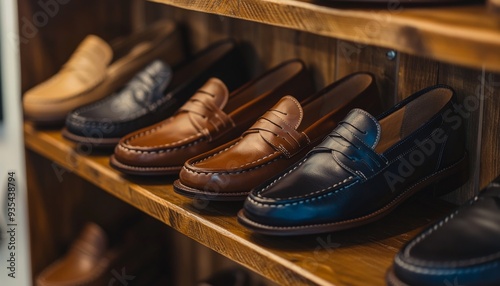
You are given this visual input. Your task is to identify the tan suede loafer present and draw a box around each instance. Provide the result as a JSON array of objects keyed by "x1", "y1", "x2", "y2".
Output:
[{"x1": 23, "y1": 20, "x2": 185, "y2": 126}]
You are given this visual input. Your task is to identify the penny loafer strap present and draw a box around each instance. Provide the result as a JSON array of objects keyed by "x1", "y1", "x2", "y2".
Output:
[
  {"x1": 178, "y1": 91, "x2": 235, "y2": 141},
  {"x1": 244, "y1": 111, "x2": 310, "y2": 158}
]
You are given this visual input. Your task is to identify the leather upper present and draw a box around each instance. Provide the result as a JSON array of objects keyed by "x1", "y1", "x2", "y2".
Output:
[
  {"x1": 23, "y1": 20, "x2": 183, "y2": 124},
  {"x1": 111, "y1": 59, "x2": 314, "y2": 175},
  {"x1": 240, "y1": 85, "x2": 468, "y2": 234},
  {"x1": 36, "y1": 223, "x2": 114, "y2": 286},
  {"x1": 176, "y1": 72, "x2": 381, "y2": 198},
  {"x1": 25, "y1": 36, "x2": 112, "y2": 105},
  {"x1": 64, "y1": 39, "x2": 249, "y2": 144},
  {"x1": 65, "y1": 60, "x2": 172, "y2": 139},
  {"x1": 391, "y1": 183, "x2": 500, "y2": 286}
]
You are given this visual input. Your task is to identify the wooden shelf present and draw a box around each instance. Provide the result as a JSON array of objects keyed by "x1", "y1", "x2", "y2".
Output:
[
  {"x1": 24, "y1": 123, "x2": 455, "y2": 286},
  {"x1": 149, "y1": 0, "x2": 500, "y2": 72}
]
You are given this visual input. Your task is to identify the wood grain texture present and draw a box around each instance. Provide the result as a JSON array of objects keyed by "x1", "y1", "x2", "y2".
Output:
[
  {"x1": 336, "y1": 40, "x2": 397, "y2": 109},
  {"x1": 25, "y1": 150, "x2": 150, "y2": 281},
  {"x1": 18, "y1": 0, "x2": 133, "y2": 92},
  {"x1": 396, "y1": 54, "x2": 439, "y2": 101},
  {"x1": 24, "y1": 124, "x2": 454, "y2": 286},
  {"x1": 149, "y1": 0, "x2": 500, "y2": 73},
  {"x1": 480, "y1": 71, "x2": 500, "y2": 187},
  {"x1": 438, "y1": 64, "x2": 483, "y2": 204}
]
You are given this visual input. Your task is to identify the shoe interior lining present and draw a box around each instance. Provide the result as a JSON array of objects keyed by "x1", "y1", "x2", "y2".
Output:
[
  {"x1": 168, "y1": 41, "x2": 234, "y2": 91},
  {"x1": 375, "y1": 87, "x2": 453, "y2": 154},
  {"x1": 110, "y1": 21, "x2": 173, "y2": 62},
  {"x1": 224, "y1": 61, "x2": 304, "y2": 115},
  {"x1": 300, "y1": 74, "x2": 374, "y2": 131}
]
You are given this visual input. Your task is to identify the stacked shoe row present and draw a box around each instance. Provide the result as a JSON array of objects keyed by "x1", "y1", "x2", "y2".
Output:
[{"x1": 24, "y1": 21, "x2": 500, "y2": 285}]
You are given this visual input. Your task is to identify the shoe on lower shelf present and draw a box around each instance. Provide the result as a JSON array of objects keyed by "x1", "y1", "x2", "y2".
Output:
[
  {"x1": 387, "y1": 178, "x2": 500, "y2": 286},
  {"x1": 35, "y1": 221, "x2": 160, "y2": 286}
]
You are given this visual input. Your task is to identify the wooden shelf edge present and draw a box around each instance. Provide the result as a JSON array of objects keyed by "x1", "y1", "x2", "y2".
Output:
[
  {"x1": 23, "y1": 123, "x2": 456, "y2": 286},
  {"x1": 23, "y1": 123, "x2": 335, "y2": 286},
  {"x1": 149, "y1": 0, "x2": 500, "y2": 73}
]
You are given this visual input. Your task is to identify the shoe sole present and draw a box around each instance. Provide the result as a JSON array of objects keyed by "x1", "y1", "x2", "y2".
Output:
[
  {"x1": 386, "y1": 266, "x2": 410, "y2": 286},
  {"x1": 173, "y1": 180, "x2": 249, "y2": 201},
  {"x1": 62, "y1": 127, "x2": 121, "y2": 148},
  {"x1": 109, "y1": 155, "x2": 182, "y2": 176},
  {"x1": 26, "y1": 116, "x2": 66, "y2": 128},
  {"x1": 237, "y1": 154, "x2": 468, "y2": 236}
]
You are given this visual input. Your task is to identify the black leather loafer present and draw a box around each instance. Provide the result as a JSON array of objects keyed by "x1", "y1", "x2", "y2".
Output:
[
  {"x1": 387, "y1": 179, "x2": 500, "y2": 286},
  {"x1": 238, "y1": 85, "x2": 468, "y2": 235},
  {"x1": 63, "y1": 39, "x2": 249, "y2": 148}
]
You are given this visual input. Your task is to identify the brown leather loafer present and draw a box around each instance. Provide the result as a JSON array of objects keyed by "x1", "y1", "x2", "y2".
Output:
[
  {"x1": 110, "y1": 59, "x2": 314, "y2": 175},
  {"x1": 35, "y1": 222, "x2": 150, "y2": 286},
  {"x1": 174, "y1": 72, "x2": 381, "y2": 201},
  {"x1": 23, "y1": 20, "x2": 185, "y2": 126}
]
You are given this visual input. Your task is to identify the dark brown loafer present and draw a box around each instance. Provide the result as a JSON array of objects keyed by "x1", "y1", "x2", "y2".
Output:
[
  {"x1": 110, "y1": 59, "x2": 314, "y2": 175},
  {"x1": 35, "y1": 222, "x2": 150, "y2": 286},
  {"x1": 174, "y1": 72, "x2": 381, "y2": 201}
]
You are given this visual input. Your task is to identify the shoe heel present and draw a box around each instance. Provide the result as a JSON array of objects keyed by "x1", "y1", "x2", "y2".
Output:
[{"x1": 425, "y1": 155, "x2": 469, "y2": 197}]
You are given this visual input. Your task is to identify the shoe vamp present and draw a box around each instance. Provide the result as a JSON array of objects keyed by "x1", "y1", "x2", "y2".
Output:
[
  {"x1": 260, "y1": 152, "x2": 352, "y2": 199},
  {"x1": 410, "y1": 198, "x2": 500, "y2": 265},
  {"x1": 26, "y1": 71, "x2": 103, "y2": 102},
  {"x1": 195, "y1": 133, "x2": 278, "y2": 169},
  {"x1": 127, "y1": 115, "x2": 201, "y2": 148}
]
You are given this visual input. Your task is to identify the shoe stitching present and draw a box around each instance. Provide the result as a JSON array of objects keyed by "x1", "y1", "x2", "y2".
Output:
[
  {"x1": 394, "y1": 255, "x2": 499, "y2": 275},
  {"x1": 402, "y1": 195, "x2": 500, "y2": 267},
  {"x1": 117, "y1": 138, "x2": 202, "y2": 154},
  {"x1": 123, "y1": 116, "x2": 180, "y2": 144},
  {"x1": 192, "y1": 150, "x2": 280, "y2": 171},
  {"x1": 249, "y1": 176, "x2": 354, "y2": 206},
  {"x1": 256, "y1": 158, "x2": 308, "y2": 196},
  {"x1": 285, "y1": 95, "x2": 303, "y2": 129},
  {"x1": 353, "y1": 109, "x2": 381, "y2": 148},
  {"x1": 246, "y1": 157, "x2": 465, "y2": 228},
  {"x1": 175, "y1": 181, "x2": 251, "y2": 196},
  {"x1": 113, "y1": 158, "x2": 181, "y2": 171},
  {"x1": 183, "y1": 158, "x2": 279, "y2": 175},
  {"x1": 72, "y1": 90, "x2": 171, "y2": 124},
  {"x1": 192, "y1": 142, "x2": 240, "y2": 164},
  {"x1": 123, "y1": 127, "x2": 201, "y2": 148}
]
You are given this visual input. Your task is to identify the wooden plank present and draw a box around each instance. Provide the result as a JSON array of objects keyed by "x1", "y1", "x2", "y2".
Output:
[
  {"x1": 396, "y1": 54, "x2": 439, "y2": 101},
  {"x1": 149, "y1": 0, "x2": 500, "y2": 73},
  {"x1": 295, "y1": 32, "x2": 336, "y2": 89},
  {"x1": 438, "y1": 64, "x2": 484, "y2": 204},
  {"x1": 18, "y1": 0, "x2": 133, "y2": 92},
  {"x1": 480, "y1": 72, "x2": 500, "y2": 187},
  {"x1": 24, "y1": 123, "x2": 454, "y2": 286},
  {"x1": 336, "y1": 40, "x2": 398, "y2": 109},
  {"x1": 156, "y1": 7, "x2": 337, "y2": 90}
]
